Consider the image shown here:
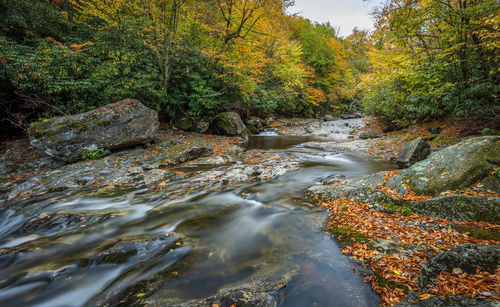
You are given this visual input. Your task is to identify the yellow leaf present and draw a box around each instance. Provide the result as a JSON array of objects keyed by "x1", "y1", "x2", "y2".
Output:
[
  {"x1": 393, "y1": 269, "x2": 401, "y2": 275},
  {"x1": 452, "y1": 268, "x2": 463, "y2": 274},
  {"x1": 136, "y1": 293, "x2": 146, "y2": 298},
  {"x1": 418, "y1": 293, "x2": 435, "y2": 300}
]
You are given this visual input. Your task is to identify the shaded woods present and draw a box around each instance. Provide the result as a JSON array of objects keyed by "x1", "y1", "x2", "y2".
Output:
[{"x1": 0, "y1": 0, "x2": 498, "y2": 138}]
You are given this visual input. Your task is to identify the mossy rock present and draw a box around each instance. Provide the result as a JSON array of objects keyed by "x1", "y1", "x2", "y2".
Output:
[
  {"x1": 212, "y1": 112, "x2": 247, "y2": 137},
  {"x1": 388, "y1": 136, "x2": 500, "y2": 196},
  {"x1": 28, "y1": 99, "x2": 159, "y2": 163}
]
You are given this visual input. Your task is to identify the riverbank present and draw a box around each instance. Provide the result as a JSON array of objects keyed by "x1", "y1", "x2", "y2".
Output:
[{"x1": 0, "y1": 115, "x2": 498, "y2": 307}]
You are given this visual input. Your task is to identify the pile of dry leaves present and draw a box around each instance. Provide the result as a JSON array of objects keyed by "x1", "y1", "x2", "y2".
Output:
[{"x1": 318, "y1": 197, "x2": 499, "y2": 306}]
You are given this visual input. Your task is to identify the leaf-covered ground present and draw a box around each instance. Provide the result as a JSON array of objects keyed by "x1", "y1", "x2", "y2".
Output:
[{"x1": 313, "y1": 192, "x2": 499, "y2": 306}]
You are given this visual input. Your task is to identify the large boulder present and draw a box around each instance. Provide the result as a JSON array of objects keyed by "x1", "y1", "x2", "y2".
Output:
[
  {"x1": 28, "y1": 99, "x2": 159, "y2": 163},
  {"x1": 212, "y1": 112, "x2": 247, "y2": 137},
  {"x1": 396, "y1": 137, "x2": 431, "y2": 168},
  {"x1": 388, "y1": 136, "x2": 500, "y2": 195}
]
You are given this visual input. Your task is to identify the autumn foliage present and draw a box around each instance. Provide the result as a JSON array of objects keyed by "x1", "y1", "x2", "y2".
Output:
[{"x1": 318, "y1": 196, "x2": 499, "y2": 306}]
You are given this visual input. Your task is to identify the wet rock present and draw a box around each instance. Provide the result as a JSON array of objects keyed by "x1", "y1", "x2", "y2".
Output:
[
  {"x1": 359, "y1": 131, "x2": 381, "y2": 139},
  {"x1": 0, "y1": 253, "x2": 21, "y2": 269},
  {"x1": 212, "y1": 112, "x2": 247, "y2": 137},
  {"x1": 202, "y1": 287, "x2": 281, "y2": 307},
  {"x1": 417, "y1": 244, "x2": 500, "y2": 289},
  {"x1": 194, "y1": 154, "x2": 237, "y2": 166},
  {"x1": 396, "y1": 138, "x2": 431, "y2": 168},
  {"x1": 28, "y1": 99, "x2": 159, "y2": 163},
  {"x1": 308, "y1": 172, "x2": 387, "y2": 202},
  {"x1": 142, "y1": 169, "x2": 170, "y2": 185},
  {"x1": 15, "y1": 214, "x2": 111, "y2": 235},
  {"x1": 148, "y1": 138, "x2": 214, "y2": 166},
  {"x1": 323, "y1": 115, "x2": 336, "y2": 121}
]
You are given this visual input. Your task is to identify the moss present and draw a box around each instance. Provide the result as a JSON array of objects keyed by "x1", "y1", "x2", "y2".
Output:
[
  {"x1": 380, "y1": 202, "x2": 413, "y2": 216},
  {"x1": 47, "y1": 186, "x2": 67, "y2": 193},
  {"x1": 326, "y1": 225, "x2": 371, "y2": 246},
  {"x1": 82, "y1": 148, "x2": 106, "y2": 161},
  {"x1": 93, "y1": 119, "x2": 111, "y2": 126},
  {"x1": 374, "y1": 269, "x2": 410, "y2": 294},
  {"x1": 53, "y1": 120, "x2": 67, "y2": 131},
  {"x1": 29, "y1": 121, "x2": 49, "y2": 135},
  {"x1": 451, "y1": 225, "x2": 500, "y2": 242}
]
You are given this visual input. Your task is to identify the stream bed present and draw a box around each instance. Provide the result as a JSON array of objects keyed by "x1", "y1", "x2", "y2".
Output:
[{"x1": 0, "y1": 135, "x2": 396, "y2": 306}]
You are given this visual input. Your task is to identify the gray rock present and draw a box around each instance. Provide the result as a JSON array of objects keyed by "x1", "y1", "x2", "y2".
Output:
[
  {"x1": 246, "y1": 116, "x2": 264, "y2": 134},
  {"x1": 393, "y1": 136, "x2": 499, "y2": 195},
  {"x1": 194, "y1": 154, "x2": 236, "y2": 166},
  {"x1": 396, "y1": 138, "x2": 431, "y2": 168},
  {"x1": 323, "y1": 115, "x2": 336, "y2": 121},
  {"x1": 340, "y1": 113, "x2": 362, "y2": 119},
  {"x1": 359, "y1": 131, "x2": 380, "y2": 139},
  {"x1": 212, "y1": 112, "x2": 247, "y2": 137},
  {"x1": 28, "y1": 99, "x2": 159, "y2": 163},
  {"x1": 174, "y1": 116, "x2": 209, "y2": 133},
  {"x1": 411, "y1": 195, "x2": 500, "y2": 223},
  {"x1": 173, "y1": 116, "x2": 193, "y2": 131},
  {"x1": 417, "y1": 244, "x2": 500, "y2": 288}
]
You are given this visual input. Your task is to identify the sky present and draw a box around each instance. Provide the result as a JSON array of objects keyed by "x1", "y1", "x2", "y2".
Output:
[{"x1": 288, "y1": 0, "x2": 385, "y2": 37}]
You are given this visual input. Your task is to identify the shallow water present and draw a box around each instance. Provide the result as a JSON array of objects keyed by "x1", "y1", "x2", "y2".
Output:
[{"x1": 0, "y1": 136, "x2": 396, "y2": 306}]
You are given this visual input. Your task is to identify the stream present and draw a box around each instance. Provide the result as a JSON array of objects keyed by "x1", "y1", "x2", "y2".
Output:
[{"x1": 0, "y1": 135, "x2": 397, "y2": 306}]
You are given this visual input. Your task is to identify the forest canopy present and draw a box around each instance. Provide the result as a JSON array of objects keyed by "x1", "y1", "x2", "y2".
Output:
[{"x1": 0, "y1": 0, "x2": 498, "y2": 134}]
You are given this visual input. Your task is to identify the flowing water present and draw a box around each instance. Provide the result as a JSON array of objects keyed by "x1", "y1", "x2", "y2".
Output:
[{"x1": 0, "y1": 136, "x2": 396, "y2": 306}]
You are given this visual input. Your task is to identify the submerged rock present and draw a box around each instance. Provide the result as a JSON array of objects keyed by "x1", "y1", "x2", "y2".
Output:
[
  {"x1": 28, "y1": 99, "x2": 159, "y2": 163},
  {"x1": 396, "y1": 138, "x2": 431, "y2": 168}
]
